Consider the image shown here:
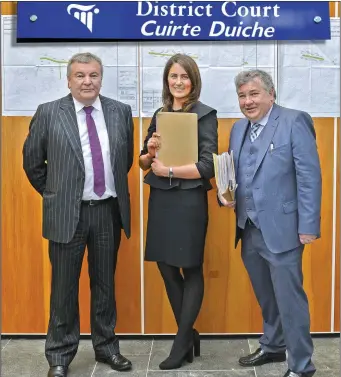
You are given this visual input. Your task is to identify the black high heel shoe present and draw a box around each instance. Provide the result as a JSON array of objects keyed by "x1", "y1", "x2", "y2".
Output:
[
  {"x1": 185, "y1": 329, "x2": 200, "y2": 362},
  {"x1": 193, "y1": 329, "x2": 200, "y2": 357},
  {"x1": 159, "y1": 344, "x2": 194, "y2": 370},
  {"x1": 186, "y1": 346, "x2": 194, "y2": 363}
]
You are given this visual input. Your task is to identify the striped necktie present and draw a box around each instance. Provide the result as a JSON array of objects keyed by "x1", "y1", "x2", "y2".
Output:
[{"x1": 250, "y1": 123, "x2": 262, "y2": 143}]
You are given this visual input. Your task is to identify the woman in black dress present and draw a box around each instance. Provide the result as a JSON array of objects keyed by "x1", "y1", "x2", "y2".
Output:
[{"x1": 139, "y1": 54, "x2": 218, "y2": 370}]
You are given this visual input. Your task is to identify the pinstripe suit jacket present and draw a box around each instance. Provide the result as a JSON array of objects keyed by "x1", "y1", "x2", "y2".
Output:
[{"x1": 23, "y1": 93, "x2": 133, "y2": 243}]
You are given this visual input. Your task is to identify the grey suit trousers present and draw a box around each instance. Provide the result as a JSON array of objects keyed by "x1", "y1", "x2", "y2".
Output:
[
  {"x1": 45, "y1": 198, "x2": 122, "y2": 367},
  {"x1": 241, "y1": 222, "x2": 316, "y2": 376}
]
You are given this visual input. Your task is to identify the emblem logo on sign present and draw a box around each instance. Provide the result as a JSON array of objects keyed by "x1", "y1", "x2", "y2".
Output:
[{"x1": 67, "y1": 4, "x2": 99, "y2": 32}]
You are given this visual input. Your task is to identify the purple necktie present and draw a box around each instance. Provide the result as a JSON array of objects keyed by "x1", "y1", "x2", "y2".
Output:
[{"x1": 83, "y1": 106, "x2": 105, "y2": 197}]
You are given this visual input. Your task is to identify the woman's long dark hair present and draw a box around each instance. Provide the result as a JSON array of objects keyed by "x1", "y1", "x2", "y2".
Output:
[{"x1": 161, "y1": 54, "x2": 202, "y2": 112}]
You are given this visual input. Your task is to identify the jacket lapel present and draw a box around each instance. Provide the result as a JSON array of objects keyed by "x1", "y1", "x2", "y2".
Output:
[
  {"x1": 233, "y1": 119, "x2": 249, "y2": 175},
  {"x1": 189, "y1": 101, "x2": 207, "y2": 119},
  {"x1": 100, "y1": 95, "x2": 118, "y2": 169},
  {"x1": 252, "y1": 104, "x2": 280, "y2": 179},
  {"x1": 59, "y1": 94, "x2": 85, "y2": 171}
]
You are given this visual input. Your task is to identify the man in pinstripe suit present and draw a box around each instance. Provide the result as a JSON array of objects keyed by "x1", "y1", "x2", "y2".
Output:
[{"x1": 23, "y1": 52, "x2": 134, "y2": 377}]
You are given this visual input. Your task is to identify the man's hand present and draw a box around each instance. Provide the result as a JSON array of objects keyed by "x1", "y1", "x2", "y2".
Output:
[
  {"x1": 299, "y1": 234, "x2": 317, "y2": 244},
  {"x1": 218, "y1": 191, "x2": 235, "y2": 208},
  {"x1": 151, "y1": 158, "x2": 168, "y2": 177}
]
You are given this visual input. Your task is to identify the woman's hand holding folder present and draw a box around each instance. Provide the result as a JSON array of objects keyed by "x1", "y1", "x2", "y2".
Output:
[
  {"x1": 151, "y1": 158, "x2": 169, "y2": 178},
  {"x1": 147, "y1": 132, "x2": 161, "y2": 158},
  {"x1": 147, "y1": 133, "x2": 169, "y2": 177}
]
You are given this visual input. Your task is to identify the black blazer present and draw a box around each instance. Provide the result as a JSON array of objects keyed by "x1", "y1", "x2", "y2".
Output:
[{"x1": 140, "y1": 101, "x2": 218, "y2": 190}]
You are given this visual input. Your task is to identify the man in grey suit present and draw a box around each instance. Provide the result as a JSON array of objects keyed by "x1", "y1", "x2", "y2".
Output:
[
  {"x1": 219, "y1": 70, "x2": 321, "y2": 377},
  {"x1": 23, "y1": 52, "x2": 134, "y2": 377}
]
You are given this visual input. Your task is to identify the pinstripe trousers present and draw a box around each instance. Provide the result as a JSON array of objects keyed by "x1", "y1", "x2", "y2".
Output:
[{"x1": 45, "y1": 198, "x2": 122, "y2": 367}]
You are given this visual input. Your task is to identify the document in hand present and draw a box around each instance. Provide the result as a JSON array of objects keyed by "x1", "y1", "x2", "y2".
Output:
[
  {"x1": 156, "y1": 112, "x2": 198, "y2": 166},
  {"x1": 213, "y1": 151, "x2": 238, "y2": 201}
]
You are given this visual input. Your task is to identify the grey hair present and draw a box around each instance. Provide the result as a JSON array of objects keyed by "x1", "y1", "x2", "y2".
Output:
[
  {"x1": 67, "y1": 52, "x2": 103, "y2": 77},
  {"x1": 234, "y1": 69, "x2": 276, "y2": 99}
]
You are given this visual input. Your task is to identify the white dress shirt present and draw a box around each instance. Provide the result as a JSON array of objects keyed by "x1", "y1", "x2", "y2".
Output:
[
  {"x1": 250, "y1": 105, "x2": 273, "y2": 138},
  {"x1": 73, "y1": 96, "x2": 117, "y2": 200}
]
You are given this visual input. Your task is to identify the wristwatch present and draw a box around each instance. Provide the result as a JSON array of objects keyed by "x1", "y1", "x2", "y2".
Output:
[{"x1": 168, "y1": 167, "x2": 174, "y2": 186}]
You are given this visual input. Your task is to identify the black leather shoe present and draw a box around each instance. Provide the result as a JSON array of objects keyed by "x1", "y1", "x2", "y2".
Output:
[
  {"x1": 48, "y1": 366, "x2": 68, "y2": 377},
  {"x1": 96, "y1": 353, "x2": 132, "y2": 371},
  {"x1": 239, "y1": 347, "x2": 286, "y2": 366},
  {"x1": 283, "y1": 370, "x2": 310, "y2": 377}
]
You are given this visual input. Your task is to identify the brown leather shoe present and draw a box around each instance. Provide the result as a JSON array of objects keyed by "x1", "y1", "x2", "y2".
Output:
[
  {"x1": 239, "y1": 347, "x2": 286, "y2": 366},
  {"x1": 47, "y1": 366, "x2": 68, "y2": 377},
  {"x1": 96, "y1": 353, "x2": 132, "y2": 371}
]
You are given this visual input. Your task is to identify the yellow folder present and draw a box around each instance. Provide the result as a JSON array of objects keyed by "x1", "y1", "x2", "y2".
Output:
[{"x1": 156, "y1": 112, "x2": 198, "y2": 167}]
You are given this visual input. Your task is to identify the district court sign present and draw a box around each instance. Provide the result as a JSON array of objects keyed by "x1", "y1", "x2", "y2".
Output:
[{"x1": 17, "y1": 1, "x2": 331, "y2": 42}]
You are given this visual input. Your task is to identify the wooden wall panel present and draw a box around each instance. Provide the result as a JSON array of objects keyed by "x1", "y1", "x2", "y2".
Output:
[
  {"x1": 2, "y1": 119, "x2": 339, "y2": 333},
  {"x1": 302, "y1": 119, "x2": 334, "y2": 332},
  {"x1": 113, "y1": 118, "x2": 141, "y2": 333},
  {"x1": 334, "y1": 119, "x2": 340, "y2": 332},
  {"x1": 329, "y1": 2, "x2": 337, "y2": 17},
  {"x1": 1, "y1": 117, "x2": 141, "y2": 333},
  {"x1": 1, "y1": 117, "x2": 47, "y2": 332},
  {"x1": 1, "y1": 2, "x2": 17, "y2": 15}
]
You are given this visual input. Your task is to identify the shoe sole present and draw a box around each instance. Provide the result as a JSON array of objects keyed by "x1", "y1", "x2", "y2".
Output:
[
  {"x1": 239, "y1": 355, "x2": 286, "y2": 367},
  {"x1": 95, "y1": 358, "x2": 132, "y2": 371}
]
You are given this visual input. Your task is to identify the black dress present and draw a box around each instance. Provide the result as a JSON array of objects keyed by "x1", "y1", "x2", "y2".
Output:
[{"x1": 141, "y1": 102, "x2": 218, "y2": 268}]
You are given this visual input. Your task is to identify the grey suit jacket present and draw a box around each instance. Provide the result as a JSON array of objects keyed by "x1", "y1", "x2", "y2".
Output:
[
  {"x1": 230, "y1": 103, "x2": 322, "y2": 253},
  {"x1": 23, "y1": 94, "x2": 134, "y2": 243}
]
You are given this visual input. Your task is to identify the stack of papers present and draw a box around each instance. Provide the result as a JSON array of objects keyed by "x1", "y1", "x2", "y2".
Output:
[{"x1": 213, "y1": 151, "x2": 238, "y2": 201}]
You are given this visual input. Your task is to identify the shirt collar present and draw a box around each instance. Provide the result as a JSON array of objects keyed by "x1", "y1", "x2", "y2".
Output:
[
  {"x1": 251, "y1": 105, "x2": 273, "y2": 127},
  {"x1": 72, "y1": 96, "x2": 102, "y2": 113}
]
